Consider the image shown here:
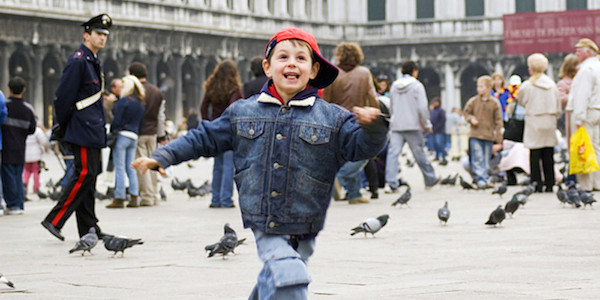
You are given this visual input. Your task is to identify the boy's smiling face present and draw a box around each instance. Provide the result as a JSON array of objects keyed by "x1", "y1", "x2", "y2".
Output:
[{"x1": 263, "y1": 40, "x2": 320, "y2": 103}]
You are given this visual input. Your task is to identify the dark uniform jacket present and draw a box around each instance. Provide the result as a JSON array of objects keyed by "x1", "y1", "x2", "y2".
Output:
[
  {"x1": 54, "y1": 44, "x2": 106, "y2": 148},
  {"x1": 2, "y1": 97, "x2": 36, "y2": 164}
]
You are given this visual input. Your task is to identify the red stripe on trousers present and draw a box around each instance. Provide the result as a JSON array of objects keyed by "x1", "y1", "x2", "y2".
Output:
[{"x1": 52, "y1": 147, "x2": 88, "y2": 226}]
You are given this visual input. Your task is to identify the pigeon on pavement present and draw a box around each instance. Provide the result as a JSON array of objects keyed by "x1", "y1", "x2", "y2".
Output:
[
  {"x1": 171, "y1": 177, "x2": 187, "y2": 191},
  {"x1": 556, "y1": 184, "x2": 568, "y2": 206},
  {"x1": 207, "y1": 223, "x2": 240, "y2": 259},
  {"x1": 350, "y1": 214, "x2": 390, "y2": 238},
  {"x1": 440, "y1": 174, "x2": 453, "y2": 185},
  {"x1": 160, "y1": 186, "x2": 167, "y2": 202},
  {"x1": 447, "y1": 173, "x2": 459, "y2": 186},
  {"x1": 504, "y1": 195, "x2": 520, "y2": 217},
  {"x1": 459, "y1": 176, "x2": 475, "y2": 190},
  {"x1": 492, "y1": 182, "x2": 507, "y2": 197},
  {"x1": 391, "y1": 186, "x2": 411, "y2": 207},
  {"x1": 69, "y1": 228, "x2": 99, "y2": 256},
  {"x1": 485, "y1": 205, "x2": 506, "y2": 226},
  {"x1": 578, "y1": 190, "x2": 597, "y2": 208},
  {"x1": 566, "y1": 185, "x2": 582, "y2": 208},
  {"x1": 102, "y1": 235, "x2": 144, "y2": 257},
  {"x1": 437, "y1": 201, "x2": 450, "y2": 224},
  {"x1": 0, "y1": 273, "x2": 14, "y2": 288}
]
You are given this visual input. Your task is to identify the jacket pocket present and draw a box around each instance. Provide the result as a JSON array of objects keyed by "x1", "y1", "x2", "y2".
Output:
[
  {"x1": 234, "y1": 165, "x2": 262, "y2": 215},
  {"x1": 285, "y1": 172, "x2": 330, "y2": 218},
  {"x1": 295, "y1": 124, "x2": 332, "y2": 162},
  {"x1": 236, "y1": 121, "x2": 264, "y2": 139}
]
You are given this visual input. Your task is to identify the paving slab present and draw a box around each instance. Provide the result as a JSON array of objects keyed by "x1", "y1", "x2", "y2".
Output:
[{"x1": 1, "y1": 153, "x2": 599, "y2": 299}]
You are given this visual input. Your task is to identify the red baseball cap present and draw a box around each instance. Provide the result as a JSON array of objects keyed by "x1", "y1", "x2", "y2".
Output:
[{"x1": 265, "y1": 27, "x2": 339, "y2": 89}]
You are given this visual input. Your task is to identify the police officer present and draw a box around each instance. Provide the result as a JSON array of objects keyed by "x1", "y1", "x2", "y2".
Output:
[{"x1": 41, "y1": 14, "x2": 112, "y2": 241}]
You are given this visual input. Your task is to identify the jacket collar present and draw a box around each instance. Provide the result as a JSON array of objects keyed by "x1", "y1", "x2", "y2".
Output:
[{"x1": 257, "y1": 79, "x2": 319, "y2": 107}]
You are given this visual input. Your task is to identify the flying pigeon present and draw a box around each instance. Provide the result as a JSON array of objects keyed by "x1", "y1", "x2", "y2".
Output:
[
  {"x1": 556, "y1": 184, "x2": 568, "y2": 206},
  {"x1": 391, "y1": 186, "x2": 411, "y2": 207},
  {"x1": 102, "y1": 235, "x2": 144, "y2": 257},
  {"x1": 446, "y1": 173, "x2": 459, "y2": 186},
  {"x1": 207, "y1": 223, "x2": 240, "y2": 259},
  {"x1": 160, "y1": 186, "x2": 167, "y2": 202},
  {"x1": 504, "y1": 195, "x2": 520, "y2": 217},
  {"x1": 350, "y1": 214, "x2": 390, "y2": 238},
  {"x1": 578, "y1": 190, "x2": 597, "y2": 208},
  {"x1": 492, "y1": 182, "x2": 507, "y2": 197},
  {"x1": 459, "y1": 176, "x2": 475, "y2": 190},
  {"x1": 69, "y1": 227, "x2": 99, "y2": 256},
  {"x1": 485, "y1": 205, "x2": 506, "y2": 226},
  {"x1": 0, "y1": 273, "x2": 14, "y2": 288},
  {"x1": 437, "y1": 201, "x2": 450, "y2": 224}
]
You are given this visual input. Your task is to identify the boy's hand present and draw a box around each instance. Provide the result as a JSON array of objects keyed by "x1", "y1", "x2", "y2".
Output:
[
  {"x1": 352, "y1": 106, "x2": 381, "y2": 125},
  {"x1": 470, "y1": 118, "x2": 479, "y2": 126},
  {"x1": 131, "y1": 157, "x2": 166, "y2": 176}
]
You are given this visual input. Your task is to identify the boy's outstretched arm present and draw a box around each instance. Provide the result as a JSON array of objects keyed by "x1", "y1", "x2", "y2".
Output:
[
  {"x1": 352, "y1": 106, "x2": 381, "y2": 124},
  {"x1": 131, "y1": 157, "x2": 166, "y2": 176}
]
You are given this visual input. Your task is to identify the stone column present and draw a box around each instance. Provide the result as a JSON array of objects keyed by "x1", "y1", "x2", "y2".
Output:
[
  {"x1": 32, "y1": 46, "x2": 45, "y2": 118},
  {"x1": 172, "y1": 55, "x2": 184, "y2": 126},
  {"x1": 0, "y1": 42, "x2": 12, "y2": 95}
]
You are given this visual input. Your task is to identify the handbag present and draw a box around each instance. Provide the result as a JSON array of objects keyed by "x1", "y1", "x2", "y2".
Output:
[
  {"x1": 106, "y1": 132, "x2": 118, "y2": 148},
  {"x1": 503, "y1": 104, "x2": 524, "y2": 142}
]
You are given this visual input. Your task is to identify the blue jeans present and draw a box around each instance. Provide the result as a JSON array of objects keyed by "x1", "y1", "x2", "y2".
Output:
[
  {"x1": 113, "y1": 135, "x2": 138, "y2": 199},
  {"x1": 249, "y1": 230, "x2": 314, "y2": 300},
  {"x1": 2, "y1": 163, "x2": 25, "y2": 210},
  {"x1": 336, "y1": 160, "x2": 368, "y2": 200},
  {"x1": 211, "y1": 150, "x2": 234, "y2": 207},
  {"x1": 433, "y1": 133, "x2": 446, "y2": 160},
  {"x1": 469, "y1": 138, "x2": 493, "y2": 184},
  {"x1": 386, "y1": 130, "x2": 437, "y2": 188}
]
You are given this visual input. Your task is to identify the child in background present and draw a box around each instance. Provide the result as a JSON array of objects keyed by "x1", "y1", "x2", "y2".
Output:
[
  {"x1": 23, "y1": 123, "x2": 50, "y2": 194},
  {"x1": 463, "y1": 75, "x2": 503, "y2": 189},
  {"x1": 132, "y1": 27, "x2": 387, "y2": 299}
]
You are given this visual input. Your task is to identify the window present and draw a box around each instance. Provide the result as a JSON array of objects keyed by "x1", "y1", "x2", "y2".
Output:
[
  {"x1": 417, "y1": 0, "x2": 434, "y2": 19},
  {"x1": 465, "y1": 0, "x2": 484, "y2": 17},
  {"x1": 227, "y1": 0, "x2": 233, "y2": 9},
  {"x1": 567, "y1": 0, "x2": 587, "y2": 10},
  {"x1": 248, "y1": 0, "x2": 254, "y2": 12},
  {"x1": 368, "y1": 0, "x2": 386, "y2": 21},
  {"x1": 515, "y1": 0, "x2": 535, "y2": 12},
  {"x1": 268, "y1": 0, "x2": 274, "y2": 14}
]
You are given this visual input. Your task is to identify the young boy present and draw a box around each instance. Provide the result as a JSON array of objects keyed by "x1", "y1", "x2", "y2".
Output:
[
  {"x1": 463, "y1": 75, "x2": 503, "y2": 189},
  {"x1": 132, "y1": 27, "x2": 388, "y2": 299}
]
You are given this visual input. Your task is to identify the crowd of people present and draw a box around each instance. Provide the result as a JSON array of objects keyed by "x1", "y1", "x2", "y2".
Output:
[{"x1": 2, "y1": 11, "x2": 600, "y2": 299}]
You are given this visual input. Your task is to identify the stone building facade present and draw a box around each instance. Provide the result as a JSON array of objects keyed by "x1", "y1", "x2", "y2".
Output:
[{"x1": 0, "y1": 0, "x2": 596, "y2": 126}]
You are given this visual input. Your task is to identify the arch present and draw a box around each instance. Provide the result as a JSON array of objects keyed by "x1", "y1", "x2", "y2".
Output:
[
  {"x1": 511, "y1": 63, "x2": 529, "y2": 82},
  {"x1": 417, "y1": 67, "x2": 441, "y2": 102},
  {"x1": 204, "y1": 56, "x2": 218, "y2": 79},
  {"x1": 103, "y1": 58, "x2": 121, "y2": 90},
  {"x1": 181, "y1": 56, "x2": 198, "y2": 113},
  {"x1": 9, "y1": 49, "x2": 32, "y2": 82},
  {"x1": 42, "y1": 52, "x2": 63, "y2": 128},
  {"x1": 157, "y1": 59, "x2": 176, "y2": 121},
  {"x1": 460, "y1": 63, "x2": 489, "y2": 108}
]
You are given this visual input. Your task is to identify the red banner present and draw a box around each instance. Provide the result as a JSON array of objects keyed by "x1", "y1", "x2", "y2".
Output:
[{"x1": 503, "y1": 9, "x2": 600, "y2": 55}]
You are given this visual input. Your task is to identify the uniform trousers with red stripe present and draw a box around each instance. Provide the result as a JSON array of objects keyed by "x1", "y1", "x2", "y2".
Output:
[{"x1": 43, "y1": 144, "x2": 102, "y2": 237}]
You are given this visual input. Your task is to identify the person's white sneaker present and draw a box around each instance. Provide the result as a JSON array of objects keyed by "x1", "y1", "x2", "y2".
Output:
[
  {"x1": 5, "y1": 208, "x2": 24, "y2": 215},
  {"x1": 383, "y1": 186, "x2": 399, "y2": 194}
]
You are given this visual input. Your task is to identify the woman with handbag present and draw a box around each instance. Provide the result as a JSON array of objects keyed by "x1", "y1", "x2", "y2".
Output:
[
  {"x1": 518, "y1": 53, "x2": 561, "y2": 193},
  {"x1": 105, "y1": 75, "x2": 146, "y2": 208}
]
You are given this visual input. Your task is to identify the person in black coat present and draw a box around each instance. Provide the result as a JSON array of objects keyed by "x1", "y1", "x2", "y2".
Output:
[{"x1": 242, "y1": 56, "x2": 269, "y2": 98}]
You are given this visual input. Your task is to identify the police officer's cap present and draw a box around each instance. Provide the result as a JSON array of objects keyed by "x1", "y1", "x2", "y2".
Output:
[{"x1": 81, "y1": 14, "x2": 112, "y2": 35}]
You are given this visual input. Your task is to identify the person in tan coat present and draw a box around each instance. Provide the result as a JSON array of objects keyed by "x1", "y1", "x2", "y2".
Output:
[{"x1": 518, "y1": 53, "x2": 561, "y2": 192}]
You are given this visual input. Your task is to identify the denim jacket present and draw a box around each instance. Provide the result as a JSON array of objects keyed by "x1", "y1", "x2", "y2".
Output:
[{"x1": 152, "y1": 86, "x2": 388, "y2": 235}]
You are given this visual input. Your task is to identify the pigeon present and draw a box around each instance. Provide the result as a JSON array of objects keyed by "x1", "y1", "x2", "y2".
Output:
[
  {"x1": 187, "y1": 186, "x2": 205, "y2": 199},
  {"x1": 184, "y1": 179, "x2": 200, "y2": 190},
  {"x1": 102, "y1": 235, "x2": 144, "y2": 257},
  {"x1": 516, "y1": 193, "x2": 528, "y2": 207},
  {"x1": 397, "y1": 178, "x2": 411, "y2": 188},
  {"x1": 517, "y1": 181, "x2": 538, "y2": 197},
  {"x1": 0, "y1": 273, "x2": 14, "y2": 288},
  {"x1": 350, "y1": 214, "x2": 390, "y2": 238},
  {"x1": 578, "y1": 190, "x2": 597, "y2": 208},
  {"x1": 437, "y1": 201, "x2": 450, "y2": 224},
  {"x1": 556, "y1": 184, "x2": 568, "y2": 206},
  {"x1": 94, "y1": 190, "x2": 108, "y2": 200},
  {"x1": 391, "y1": 186, "x2": 411, "y2": 207},
  {"x1": 504, "y1": 195, "x2": 520, "y2": 217},
  {"x1": 440, "y1": 174, "x2": 453, "y2": 185},
  {"x1": 45, "y1": 178, "x2": 55, "y2": 189},
  {"x1": 207, "y1": 223, "x2": 240, "y2": 259},
  {"x1": 485, "y1": 205, "x2": 506, "y2": 226},
  {"x1": 492, "y1": 182, "x2": 507, "y2": 197},
  {"x1": 447, "y1": 173, "x2": 459, "y2": 186},
  {"x1": 160, "y1": 186, "x2": 167, "y2": 201},
  {"x1": 205, "y1": 238, "x2": 246, "y2": 252},
  {"x1": 459, "y1": 176, "x2": 475, "y2": 190},
  {"x1": 171, "y1": 177, "x2": 188, "y2": 191},
  {"x1": 566, "y1": 185, "x2": 582, "y2": 208},
  {"x1": 48, "y1": 186, "x2": 62, "y2": 201},
  {"x1": 36, "y1": 189, "x2": 48, "y2": 199},
  {"x1": 69, "y1": 227, "x2": 99, "y2": 256}
]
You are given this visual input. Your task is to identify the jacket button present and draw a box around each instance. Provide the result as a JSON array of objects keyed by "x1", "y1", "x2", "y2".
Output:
[
  {"x1": 271, "y1": 191, "x2": 279, "y2": 197},
  {"x1": 276, "y1": 134, "x2": 283, "y2": 140},
  {"x1": 273, "y1": 163, "x2": 281, "y2": 169},
  {"x1": 249, "y1": 129, "x2": 255, "y2": 135},
  {"x1": 311, "y1": 135, "x2": 317, "y2": 142},
  {"x1": 269, "y1": 222, "x2": 276, "y2": 228}
]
